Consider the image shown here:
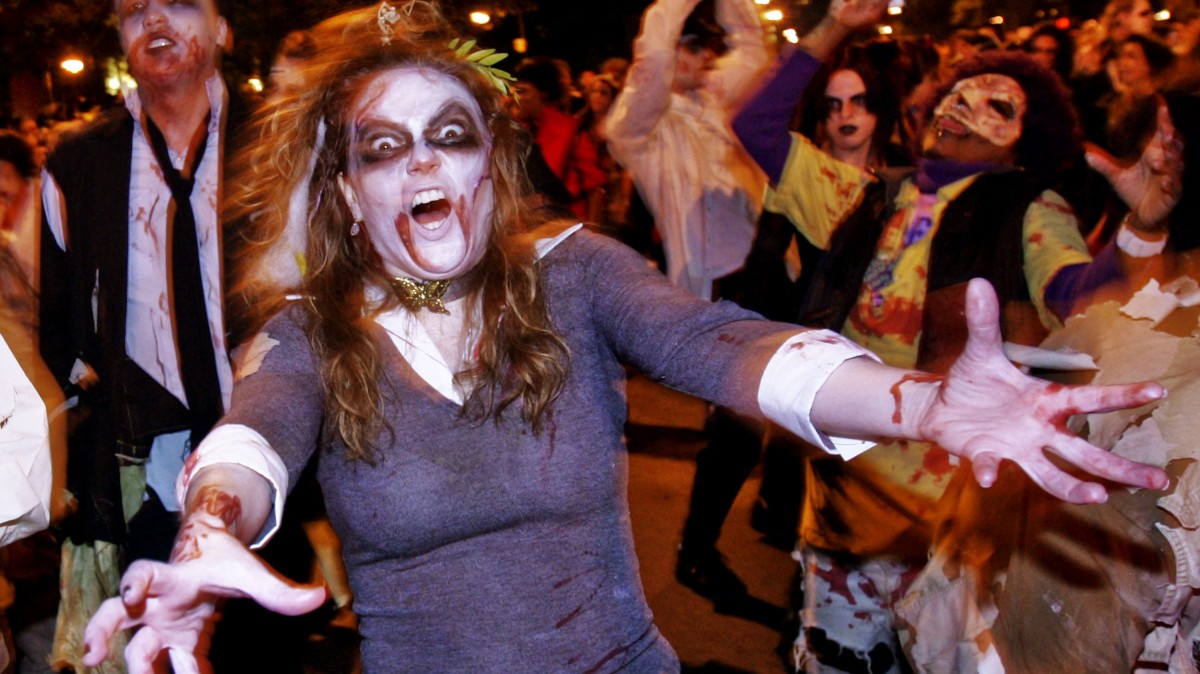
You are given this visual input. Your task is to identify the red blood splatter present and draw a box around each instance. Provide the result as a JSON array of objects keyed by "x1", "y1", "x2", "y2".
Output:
[
  {"x1": 909, "y1": 445, "x2": 954, "y2": 484},
  {"x1": 195, "y1": 486, "x2": 243, "y2": 528},
  {"x1": 893, "y1": 564, "x2": 923, "y2": 603},
  {"x1": 182, "y1": 449, "x2": 202, "y2": 484},
  {"x1": 889, "y1": 373, "x2": 942, "y2": 424},
  {"x1": 815, "y1": 562, "x2": 858, "y2": 606},
  {"x1": 1029, "y1": 232, "x2": 1044, "y2": 245},
  {"x1": 1034, "y1": 195, "x2": 1074, "y2": 215}
]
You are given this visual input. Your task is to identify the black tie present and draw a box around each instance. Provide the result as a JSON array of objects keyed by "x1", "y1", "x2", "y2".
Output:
[{"x1": 144, "y1": 114, "x2": 223, "y2": 446}]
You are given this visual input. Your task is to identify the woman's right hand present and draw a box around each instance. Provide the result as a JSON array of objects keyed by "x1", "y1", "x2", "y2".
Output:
[{"x1": 82, "y1": 519, "x2": 327, "y2": 674}]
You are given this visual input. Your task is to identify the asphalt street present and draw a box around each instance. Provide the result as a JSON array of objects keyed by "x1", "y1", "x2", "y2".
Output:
[{"x1": 625, "y1": 373, "x2": 796, "y2": 674}]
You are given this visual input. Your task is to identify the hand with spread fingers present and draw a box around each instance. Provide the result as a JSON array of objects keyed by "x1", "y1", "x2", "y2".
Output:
[
  {"x1": 914, "y1": 279, "x2": 1168, "y2": 502},
  {"x1": 82, "y1": 510, "x2": 327, "y2": 673},
  {"x1": 1086, "y1": 102, "x2": 1185, "y2": 231}
]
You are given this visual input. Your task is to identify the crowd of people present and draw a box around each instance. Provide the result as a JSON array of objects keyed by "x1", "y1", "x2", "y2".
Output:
[{"x1": 0, "y1": 0, "x2": 1196, "y2": 671}]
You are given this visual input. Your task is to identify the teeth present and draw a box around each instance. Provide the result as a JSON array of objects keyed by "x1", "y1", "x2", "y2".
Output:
[
  {"x1": 412, "y1": 189, "x2": 446, "y2": 209},
  {"x1": 149, "y1": 38, "x2": 173, "y2": 49}
]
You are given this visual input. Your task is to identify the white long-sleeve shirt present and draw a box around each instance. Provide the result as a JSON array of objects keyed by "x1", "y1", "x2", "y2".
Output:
[
  {"x1": 604, "y1": 0, "x2": 769, "y2": 300},
  {"x1": 0, "y1": 330, "x2": 51, "y2": 546},
  {"x1": 42, "y1": 75, "x2": 233, "y2": 508}
]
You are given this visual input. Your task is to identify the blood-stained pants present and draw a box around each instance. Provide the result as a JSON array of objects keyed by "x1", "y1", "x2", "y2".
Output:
[{"x1": 794, "y1": 547, "x2": 921, "y2": 674}]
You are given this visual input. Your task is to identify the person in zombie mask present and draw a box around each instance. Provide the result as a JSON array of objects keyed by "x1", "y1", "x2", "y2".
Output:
[{"x1": 731, "y1": 0, "x2": 1183, "y2": 670}]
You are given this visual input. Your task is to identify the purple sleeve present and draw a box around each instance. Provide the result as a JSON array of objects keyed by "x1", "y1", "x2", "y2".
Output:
[
  {"x1": 731, "y1": 49, "x2": 823, "y2": 185},
  {"x1": 1042, "y1": 239, "x2": 1122, "y2": 320}
]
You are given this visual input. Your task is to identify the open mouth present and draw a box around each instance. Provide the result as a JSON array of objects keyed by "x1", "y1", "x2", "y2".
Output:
[
  {"x1": 147, "y1": 33, "x2": 176, "y2": 51},
  {"x1": 411, "y1": 188, "x2": 453, "y2": 229},
  {"x1": 934, "y1": 116, "x2": 970, "y2": 139},
  {"x1": 837, "y1": 124, "x2": 858, "y2": 136}
]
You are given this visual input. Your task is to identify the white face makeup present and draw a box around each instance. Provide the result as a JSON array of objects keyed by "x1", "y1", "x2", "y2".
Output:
[
  {"x1": 823, "y1": 69, "x2": 878, "y2": 158},
  {"x1": 931, "y1": 74, "x2": 1027, "y2": 149},
  {"x1": 339, "y1": 66, "x2": 495, "y2": 281},
  {"x1": 116, "y1": 0, "x2": 227, "y2": 88}
]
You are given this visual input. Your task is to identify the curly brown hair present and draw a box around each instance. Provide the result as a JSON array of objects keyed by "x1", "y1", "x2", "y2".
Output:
[{"x1": 225, "y1": 2, "x2": 570, "y2": 463}]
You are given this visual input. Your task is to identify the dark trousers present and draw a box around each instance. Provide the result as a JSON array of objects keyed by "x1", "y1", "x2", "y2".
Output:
[{"x1": 680, "y1": 407, "x2": 764, "y2": 551}]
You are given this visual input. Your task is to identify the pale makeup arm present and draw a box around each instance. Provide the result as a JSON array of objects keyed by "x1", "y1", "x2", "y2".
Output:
[
  {"x1": 81, "y1": 465, "x2": 326, "y2": 674},
  {"x1": 809, "y1": 279, "x2": 1168, "y2": 504}
]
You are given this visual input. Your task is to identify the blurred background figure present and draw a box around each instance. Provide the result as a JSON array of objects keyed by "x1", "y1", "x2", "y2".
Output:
[
  {"x1": 0, "y1": 132, "x2": 40, "y2": 293},
  {"x1": 0, "y1": 122, "x2": 67, "y2": 674},
  {"x1": 605, "y1": 0, "x2": 772, "y2": 614},
  {"x1": 1022, "y1": 21, "x2": 1077, "y2": 81}
]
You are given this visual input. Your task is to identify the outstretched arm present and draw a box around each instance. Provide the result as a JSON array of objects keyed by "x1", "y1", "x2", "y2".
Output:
[
  {"x1": 82, "y1": 464, "x2": 326, "y2": 673},
  {"x1": 809, "y1": 279, "x2": 1167, "y2": 503}
]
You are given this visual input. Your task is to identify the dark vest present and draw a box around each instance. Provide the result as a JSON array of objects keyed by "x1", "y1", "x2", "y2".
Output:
[
  {"x1": 798, "y1": 170, "x2": 1051, "y2": 373},
  {"x1": 40, "y1": 90, "x2": 250, "y2": 545}
]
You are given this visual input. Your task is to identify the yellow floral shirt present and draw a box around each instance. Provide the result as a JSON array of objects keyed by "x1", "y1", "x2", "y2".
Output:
[{"x1": 765, "y1": 133, "x2": 1092, "y2": 556}]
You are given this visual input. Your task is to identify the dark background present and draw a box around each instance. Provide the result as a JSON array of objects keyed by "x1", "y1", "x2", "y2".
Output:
[{"x1": 0, "y1": 0, "x2": 1104, "y2": 121}]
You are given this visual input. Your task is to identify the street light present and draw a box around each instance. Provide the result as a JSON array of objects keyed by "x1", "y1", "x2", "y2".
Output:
[
  {"x1": 470, "y1": 11, "x2": 491, "y2": 25},
  {"x1": 61, "y1": 58, "x2": 85, "y2": 75},
  {"x1": 763, "y1": 9, "x2": 783, "y2": 21}
]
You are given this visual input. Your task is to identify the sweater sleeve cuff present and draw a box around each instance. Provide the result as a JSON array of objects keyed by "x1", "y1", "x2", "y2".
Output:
[
  {"x1": 757, "y1": 330, "x2": 880, "y2": 459},
  {"x1": 175, "y1": 424, "x2": 289, "y2": 549}
]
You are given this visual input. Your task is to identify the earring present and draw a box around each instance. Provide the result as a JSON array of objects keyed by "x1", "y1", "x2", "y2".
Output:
[{"x1": 350, "y1": 220, "x2": 362, "y2": 237}]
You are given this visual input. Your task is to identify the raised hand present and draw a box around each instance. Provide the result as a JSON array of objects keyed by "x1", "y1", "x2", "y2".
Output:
[
  {"x1": 827, "y1": 0, "x2": 889, "y2": 31},
  {"x1": 913, "y1": 279, "x2": 1168, "y2": 503},
  {"x1": 1086, "y1": 102, "x2": 1184, "y2": 231},
  {"x1": 82, "y1": 519, "x2": 327, "y2": 673}
]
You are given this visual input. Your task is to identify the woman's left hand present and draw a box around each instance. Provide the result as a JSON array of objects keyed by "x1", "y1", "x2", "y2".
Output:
[{"x1": 913, "y1": 279, "x2": 1168, "y2": 503}]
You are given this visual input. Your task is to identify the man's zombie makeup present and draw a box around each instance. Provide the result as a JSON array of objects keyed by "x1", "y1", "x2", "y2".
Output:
[
  {"x1": 931, "y1": 74, "x2": 1027, "y2": 149},
  {"x1": 338, "y1": 66, "x2": 495, "y2": 284},
  {"x1": 116, "y1": 0, "x2": 227, "y2": 88}
]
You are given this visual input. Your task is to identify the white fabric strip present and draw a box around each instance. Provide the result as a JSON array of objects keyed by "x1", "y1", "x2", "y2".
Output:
[
  {"x1": 757, "y1": 329, "x2": 881, "y2": 459},
  {"x1": 376, "y1": 309, "x2": 463, "y2": 404},
  {"x1": 174, "y1": 423, "x2": 289, "y2": 548}
]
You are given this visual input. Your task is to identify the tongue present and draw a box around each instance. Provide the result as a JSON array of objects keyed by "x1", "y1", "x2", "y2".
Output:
[{"x1": 413, "y1": 200, "x2": 451, "y2": 227}]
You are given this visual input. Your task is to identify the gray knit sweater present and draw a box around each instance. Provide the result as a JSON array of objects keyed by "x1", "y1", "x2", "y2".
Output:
[{"x1": 222, "y1": 229, "x2": 799, "y2": 673}]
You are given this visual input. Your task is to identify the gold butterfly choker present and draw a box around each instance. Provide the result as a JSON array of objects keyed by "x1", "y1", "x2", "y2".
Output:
[{"x1": 389, "y1": 277, "x2": 452, "y2": 315}]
